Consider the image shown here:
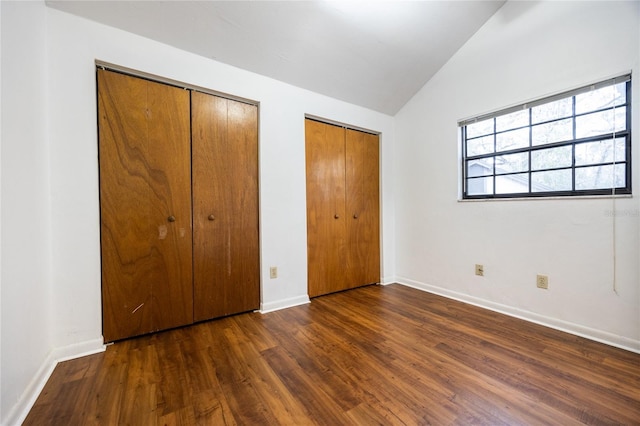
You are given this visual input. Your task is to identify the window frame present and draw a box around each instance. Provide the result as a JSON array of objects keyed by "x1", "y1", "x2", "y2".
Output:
[{"x1": 460, "y1": 75, "x2": 632, "y2": 200}]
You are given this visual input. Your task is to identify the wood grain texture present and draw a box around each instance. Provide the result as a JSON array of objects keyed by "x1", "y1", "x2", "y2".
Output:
[
  {"x1": 305, "y1": 119, "x2": 348, "y2": 297},
  {"x1": 345, "y1": 129, "x2": 380, "y2": 287},
  {"x1": 191, "y1": 92, "x2": 260, "y2": 321},
  {"x1": 306, "y1": 120, "x2": 380, "y2": 297},
  {"x1": 25, "y1": 284, "x2": 640, "y2": 425},
  {"x1": 98, "y1": 69, "x2": 193, "y2": 342}
]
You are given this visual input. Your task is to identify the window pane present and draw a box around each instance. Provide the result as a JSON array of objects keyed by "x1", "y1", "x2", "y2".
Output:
[
  {"x1": 575, "y1": 138, "x2": 626, "y2": 166},
  {"x1": 495, "y1": 152, "x2": 528, "y2": 174},
  {"x1": 467, "y1": 135, "x2": 494, "y2": 156},
  {"x1": 532, "y1": 118, "x2": 573, "y2": 145},
  {"x1": 496, "y1": 173, "x2": 529, "y2": 194},
  {"x1": 575, "y1": 107, "x2": 626, "y2": 138},
  {"x1": 531, "y1": 169, "x2": 572, "y2": 192},
  {"x1": 496, "y1": 127, "x2": 529, "y2": 152},
  {"x1": 461, "y1": 77, "x2": 630, "y2": 199},
  {"x1": 575, "y1": 164, "x2": 626, "y2": 190},
  {"x1": 532, "y1": 98, "x2": 573, "y2": 124},
  {"x1": 467, "y1": 176, "x2": 493, "y2": 195},
  {"x1": 467, "y1": 158, "x2": 493, "y2": 177},
  {"x1": 531, "y1": 146, "x2": 572, "y2": 170},
  {"x1": 466, "y1": 119, "x2": 494, "y2": 138},
  {"x1": 575, "y1": 82, "x2": 626, "y2": 114},
  {"x1": 496, "y1": 109, "x2": 529, "y2": 132}
]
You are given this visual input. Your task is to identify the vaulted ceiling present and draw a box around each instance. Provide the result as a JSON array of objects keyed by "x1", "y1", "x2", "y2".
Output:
[{"x1": 46, "y1": 0, "x2": 506, "y2": 115}]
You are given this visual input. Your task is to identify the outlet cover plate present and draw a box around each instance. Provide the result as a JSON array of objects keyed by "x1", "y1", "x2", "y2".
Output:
[{"x1": 537, "y1": 274, "x2": 549, "y2": 289}]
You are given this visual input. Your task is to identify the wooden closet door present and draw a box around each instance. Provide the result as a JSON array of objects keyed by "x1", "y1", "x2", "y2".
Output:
[
  {"x1": 305, "y1": 119, "x2": 348, "y2": 297},
  {"x1": 345, "y1": 129, "x2": 380, "y2": 287},
  {"x1": 191, "y1": 92, "x2": 260, "y2": 321},
  {"x1": 98, "y1": 69, "x2": 193, "y2": 342}
]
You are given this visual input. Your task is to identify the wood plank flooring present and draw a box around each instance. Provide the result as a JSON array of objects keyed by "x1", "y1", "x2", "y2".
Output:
[{"x1": 25, "y1": 284, "x2": 640, "y2": 425}]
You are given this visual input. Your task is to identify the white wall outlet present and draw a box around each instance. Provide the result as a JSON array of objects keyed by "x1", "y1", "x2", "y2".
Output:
[
  {"x1": 270, "y1": 266, "x2": 278, "y2": 279},
  {"x1": 475, "y1": 264, "x2": 484, "y2": 276}
]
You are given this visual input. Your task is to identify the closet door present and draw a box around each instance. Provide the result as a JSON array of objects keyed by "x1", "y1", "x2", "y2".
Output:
[
  {"x1": 98, "y1": 69, "x2": 193, "y2": 342},
  {"x1": 191, "y1": 92, "x2": 260, "y2": 321},
  {"x1": 305, "y1": 119, "x2": 348, "y2": 297},
  {"x1": 345, "y1": 129, "x2": 380, "y2": 287},
  {"x1": 306, "y1": 119, "x2": 380, "y2": 298}
]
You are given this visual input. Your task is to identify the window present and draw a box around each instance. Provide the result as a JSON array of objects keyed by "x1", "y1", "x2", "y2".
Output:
[{"x1": 460, "y1": 75, "x2": 631, "y2": 199}]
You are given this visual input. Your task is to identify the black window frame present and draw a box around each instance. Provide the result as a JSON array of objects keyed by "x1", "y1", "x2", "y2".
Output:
[{"x1": 460, "y1": 75, "x2": 632, "y2": 199}]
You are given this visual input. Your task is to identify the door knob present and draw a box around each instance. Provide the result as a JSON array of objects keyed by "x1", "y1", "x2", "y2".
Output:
[
  {"x1": 167, "y1": 215, "x2": 176, "y2": 222},
  {"x1": 208, "y1": 214, "x2": 216, "y2": 221}
]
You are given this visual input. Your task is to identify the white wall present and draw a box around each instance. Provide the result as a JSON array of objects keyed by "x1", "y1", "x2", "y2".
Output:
[
  {"x1": 1, "y1": 1, "x2": 54, "y2": 424},
  {"x1": 1, "y1": 2, "x2": 396, "y2": 423},
  {"x1": 8, "y1": 0, "x2": 639, "y2": 422},
  {"x1": 1, "y1": 2, "x2": 3, "y2": 421},
  {"x1": 1, "y1": 2, "x2": 3, "y2": 422},
  {"x1": 395, "y1": 0, "x2": 640, "y2": 351},
  {"x1": 45, "y1": 6, "x2": 395, "y2": 350}
]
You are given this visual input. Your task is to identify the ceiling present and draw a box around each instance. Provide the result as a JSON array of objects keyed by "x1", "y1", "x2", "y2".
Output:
[{"x1": 46, "y1": 0, "x2": 506, "y2": 115}]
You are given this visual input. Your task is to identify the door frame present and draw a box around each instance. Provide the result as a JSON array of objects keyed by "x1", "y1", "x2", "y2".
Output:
[
  {"x1": 96, "y1": 61, "x2": 262, "y2": 340},
  {"x1": 303, "y1": 114, "x2": 383, "y2": 298}
]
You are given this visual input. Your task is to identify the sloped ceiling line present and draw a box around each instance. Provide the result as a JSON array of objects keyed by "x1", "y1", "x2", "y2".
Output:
[{"x1": 46, "y1": 0, "x2": 506, "y2": 115}]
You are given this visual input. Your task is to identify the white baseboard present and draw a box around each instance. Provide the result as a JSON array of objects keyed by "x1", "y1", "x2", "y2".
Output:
[
  {"x1": 51, "y1": 337, "x2": 106, "y2": 363},
  {"x1": 395, "y1": 277, "x2": 640, "y2": 355},
  {"x1": 4, "y1": 338, "x2": 105, "y2": 426},
  {"x1": 260, "y1": 295, "x2": 310, "y2": 314}
]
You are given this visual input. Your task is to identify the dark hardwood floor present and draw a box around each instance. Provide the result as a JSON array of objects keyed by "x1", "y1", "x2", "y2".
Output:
[{"x1": 25, "y1": 284, "x2": 640, "y2": 425}]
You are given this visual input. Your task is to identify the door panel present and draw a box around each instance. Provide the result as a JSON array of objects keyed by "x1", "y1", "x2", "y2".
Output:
[
  {"x1": 192, "y1": 92, "x2": 260, "y2": 321},
  {"x1": 362, "y1": 132, "x2": 381, "y2": 284},
  {"x1": 98, "y1": 69, "x2": 193, "y2": 342},
  {"x1": 305, "y1": 119, "x2": 347, "y2": 297},
  {"x1": 346, "y1": 130, "x2": 380, "y2": 287}
]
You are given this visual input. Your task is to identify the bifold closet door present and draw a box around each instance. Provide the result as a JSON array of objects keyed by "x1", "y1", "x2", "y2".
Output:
[
  {"x1": 306, "y1": 119, "x2": 380, "y2": 298},
  {"x1": 345, "y1": 129, "x2": 380, "y2": 287},
  {"x1": 305, "y1": 119, "x2": 348, "y2": 297},
  {"x1": 191, "y1": 92, "x2": 260, "y2": 321},
  {"x1": 98, "y1": 69, "x2": 193, "y2": 342}
]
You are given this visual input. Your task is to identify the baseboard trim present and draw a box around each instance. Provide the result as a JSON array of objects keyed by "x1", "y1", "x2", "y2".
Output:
[
  {"x1": 260, "y1": 295, "x2": 310, "y2": 314},
  {"x1": 395, "y1": 277, "x2": 640, "y2": 354},
  {"x1": 4, "y1": 338, "x2": 105, "y2": 426},
  {"x1": 51, "y1": 337, "x2": 106, "y2": 363}
]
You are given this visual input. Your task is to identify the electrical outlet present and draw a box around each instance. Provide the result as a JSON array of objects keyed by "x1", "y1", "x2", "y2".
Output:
[
  {"x1": 536, "y1": 274, "x2": 549, "y2": 289},
  {"x1": 270, "y1": 266, "x2": 278, "y2": 279},
  {"x1": 475, "y1": 264, "x2": 484, "y2": 276}
]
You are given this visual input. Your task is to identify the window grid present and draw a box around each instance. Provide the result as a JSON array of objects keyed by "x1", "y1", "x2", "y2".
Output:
[{"x1": 462, "y1": 77, "x2": 631, "y2": 199}]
